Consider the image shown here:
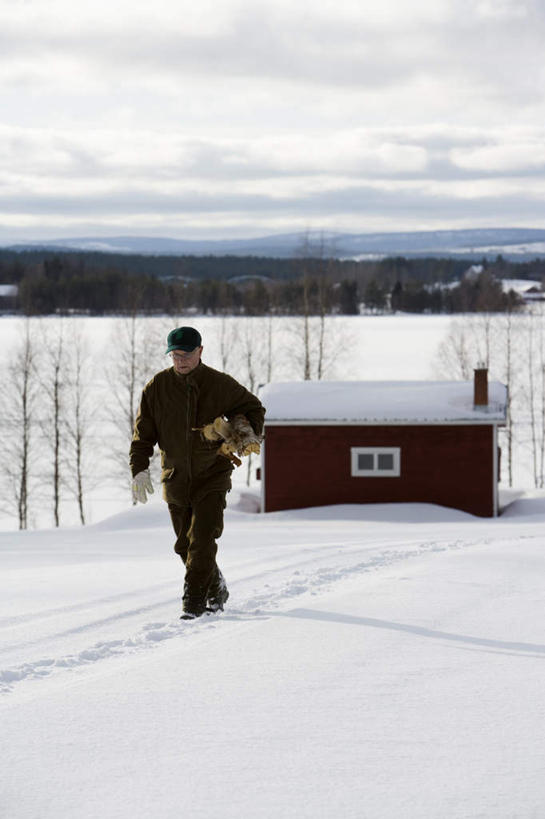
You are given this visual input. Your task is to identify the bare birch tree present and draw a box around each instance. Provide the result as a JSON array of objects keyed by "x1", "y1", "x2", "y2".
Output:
[
  {"x1": 517, "y1": 307, "x2": 545, "y2": 488},
  {"x1": 36, "y1": 320, "x2": 66, "y2": 527},
  {"x1": 288, "y1": 315, "x2": 350, "y2": 382},
  {"x1": 538, "y1": 310, "x2": 545, "y2": 486},
  {"x1": 63, "y1": 328, "x2": 99, "y2": 524},
  {"x1": 105, "y1": 317, "x2": 166, "y2": 499},
  {"x1": 524, "y1": 313, "x2": 539, "y2": 486},
  {"x1": 0, "y1": 320, "x2": 39, "y2": 528},
  {"x1": 293, "y1": 232, "x2": 328, "y2": 381},
  {"x1": 434, "y1": 313, "x2": 523, "y2": 486},
  {"x1": 238, "y1": 319, "x2": 264, "y2": 486},
  {"x1": 434, "y1": 318, "x2": 478, "y2": 381},
  {"x1": 265, "y1": 315, "x2": 273, "y2": 383},
  {"x1": 218, "y1": 317, "x2": 240, "y2": 372},
  {"x1": 494, "y1": 309, "x2": 522, "y2": 488}
]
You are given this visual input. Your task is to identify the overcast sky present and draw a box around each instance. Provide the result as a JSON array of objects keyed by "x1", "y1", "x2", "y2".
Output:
[{"x1": 2, "y1": 0, "x2": 545, "y2": 241}]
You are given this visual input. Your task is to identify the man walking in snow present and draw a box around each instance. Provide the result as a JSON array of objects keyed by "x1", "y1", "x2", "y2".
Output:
[{"x1": 130, "y1": 326, "x2": 265, "y2": 619}]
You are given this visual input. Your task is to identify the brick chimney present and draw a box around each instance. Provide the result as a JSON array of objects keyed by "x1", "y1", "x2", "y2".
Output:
[{"x1": 474, "y1": 365, "x2": 488, "y2": 407}]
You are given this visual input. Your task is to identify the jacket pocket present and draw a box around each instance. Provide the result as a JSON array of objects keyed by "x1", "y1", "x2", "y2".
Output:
[{"x1": 161, "y1": 467, "x2": 176, "y2": 483}]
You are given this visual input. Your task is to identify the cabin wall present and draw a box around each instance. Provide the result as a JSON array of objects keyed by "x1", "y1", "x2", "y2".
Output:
[{"x1": 263, "y1": 424, "x2": 495, "y2": 517}]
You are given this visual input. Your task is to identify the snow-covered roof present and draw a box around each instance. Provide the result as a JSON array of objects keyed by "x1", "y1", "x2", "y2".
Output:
[
  {"x1": 463, "y1": 264, "x2": 484, "y2": 279},
  {"x1": 261, "y1": 380, "x2": 507, "y2": 424},
  {"x1": 0, "y1": 284, "x2": 18, "y2": 297},
  {"x1": 500, "y1": 279, "x2": 542, "y2": 295}
]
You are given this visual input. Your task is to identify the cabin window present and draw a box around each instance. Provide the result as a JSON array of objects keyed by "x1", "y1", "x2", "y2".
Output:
[{"x1": 351, "y1": 447, "x2": 400, "y2": 477}]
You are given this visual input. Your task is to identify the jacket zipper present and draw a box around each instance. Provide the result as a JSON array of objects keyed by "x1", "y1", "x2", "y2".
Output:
[{"x1": 186, "y1": 381, "x2": 192, "y2": 485}]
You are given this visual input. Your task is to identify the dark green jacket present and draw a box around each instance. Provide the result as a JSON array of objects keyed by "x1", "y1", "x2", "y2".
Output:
[{"x1": 130, "y1": 362, "x2": 265, "y2": 505}]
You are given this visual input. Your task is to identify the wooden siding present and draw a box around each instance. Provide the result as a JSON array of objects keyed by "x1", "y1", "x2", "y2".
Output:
[{"x1": 264, "y1": 424, "x2": 495, "y2": 517}]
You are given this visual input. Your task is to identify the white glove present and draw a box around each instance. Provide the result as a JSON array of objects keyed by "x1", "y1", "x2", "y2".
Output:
[{"x1": 132, "y1": 469, "x2": 154, "y2": 504}]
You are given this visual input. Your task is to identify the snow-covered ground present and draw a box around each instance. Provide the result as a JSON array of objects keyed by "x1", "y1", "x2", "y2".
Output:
[
  {"x1": 3, "y1": 312, "x2": 545, "y2": 817},
  {"x1": 3, "y1": 488, "x2": 545, "y2": 818}
]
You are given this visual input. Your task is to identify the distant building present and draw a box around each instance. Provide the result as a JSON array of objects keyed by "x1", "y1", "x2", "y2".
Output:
[
  {"x1": 500, "y1": 279, "x2": 545, "y2": 303},
  {"x1": 0, "y1": 284, "x2": 18, "y2": 313},
  {"x1": 260, "y1": 371, "x2": 506, "y2": 517},
  {"x1": 463, "y1": 264, "x2": 484, "y2": 281},
  {"x1": 522, "y1": 285, "x2": 545, "y2": 302}
]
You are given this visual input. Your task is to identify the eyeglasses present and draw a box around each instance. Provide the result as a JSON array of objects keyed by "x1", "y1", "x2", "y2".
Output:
[{"x1": 170, "y1": 349, "x2": 199, "y2": 361}]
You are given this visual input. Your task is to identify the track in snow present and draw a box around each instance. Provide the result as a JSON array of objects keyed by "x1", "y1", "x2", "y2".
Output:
[{"x1": 0, "y1": 536, "x2": 481, "y2": 696}]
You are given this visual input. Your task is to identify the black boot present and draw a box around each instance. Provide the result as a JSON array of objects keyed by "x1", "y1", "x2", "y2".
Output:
[
  {"x1": 207, "y1": 569, "x2": 229, "y2": 613},
  {"x1": 181, "y1": 582, "x2": 208, "y2": 620}
]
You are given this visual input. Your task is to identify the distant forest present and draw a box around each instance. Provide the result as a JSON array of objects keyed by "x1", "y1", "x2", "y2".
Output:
[{"x1": 0, "y1": 247, "x2": 543, "y2": 315}]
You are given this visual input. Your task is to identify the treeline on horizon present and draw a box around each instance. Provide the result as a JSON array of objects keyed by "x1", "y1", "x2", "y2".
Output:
[{"x1": 0, "y1": 248, "x2": 541, "y2": 315}]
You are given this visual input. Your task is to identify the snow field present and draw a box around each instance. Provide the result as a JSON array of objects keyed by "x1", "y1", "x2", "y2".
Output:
[
  {"x1": 2, "y1": 311, "x2": 545, "y2": 817},
  {"x1": 0, "y1": 500, "x2": 478, "y2": 694},
  {"x1": 2, "y1": 494, "x2": 545, "y2": 818}
]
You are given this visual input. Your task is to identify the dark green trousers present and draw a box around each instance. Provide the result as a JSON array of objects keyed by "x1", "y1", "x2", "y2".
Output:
[{"x1": 168, "y1": 491, "x2": 226, "y2": 593}]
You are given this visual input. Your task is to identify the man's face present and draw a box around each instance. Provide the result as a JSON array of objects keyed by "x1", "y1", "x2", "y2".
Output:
[{"x1": 170, "y1": 347, "x2": 202, "y2": 375}]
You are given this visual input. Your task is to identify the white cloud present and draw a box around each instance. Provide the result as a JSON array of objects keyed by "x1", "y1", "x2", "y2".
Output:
[
  {"x1": 474, "y1": 0, "x2": 530, "y2": 19},
  {"x1": 450, "y1": 131, "x2": 545, "y2": 173},
  {"x1": 2, "y1": 1, "x2": 545, "y2": 238}
]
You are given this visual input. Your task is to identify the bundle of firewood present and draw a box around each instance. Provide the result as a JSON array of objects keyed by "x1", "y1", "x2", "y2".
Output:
[{"x1": 195, "y1": 415, "x2": 262, "y2": 467}]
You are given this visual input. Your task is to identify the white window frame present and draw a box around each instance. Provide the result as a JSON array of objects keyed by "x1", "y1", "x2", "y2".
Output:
[{"x1": 351, "y1": 447, "x2": 401, "y2": 477}]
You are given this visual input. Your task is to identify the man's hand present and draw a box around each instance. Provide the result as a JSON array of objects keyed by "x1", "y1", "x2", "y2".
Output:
[{"x1": 132, "y1": 469, "x2": 154, "y2": 504}]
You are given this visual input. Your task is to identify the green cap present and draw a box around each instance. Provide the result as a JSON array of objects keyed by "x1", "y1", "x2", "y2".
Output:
[{"x1": 165, "y1": 326, "x2": 202, "y2": 354}]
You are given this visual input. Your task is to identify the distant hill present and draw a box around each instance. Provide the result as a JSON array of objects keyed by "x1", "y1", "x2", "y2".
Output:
[{"x1": 5, "y1": 228, "x2": 545, "y2": 260}]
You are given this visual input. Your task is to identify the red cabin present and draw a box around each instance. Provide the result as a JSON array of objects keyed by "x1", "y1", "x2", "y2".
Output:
[{"x1": 260, "y1": 370, "x2": 506, "y2": 517}]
